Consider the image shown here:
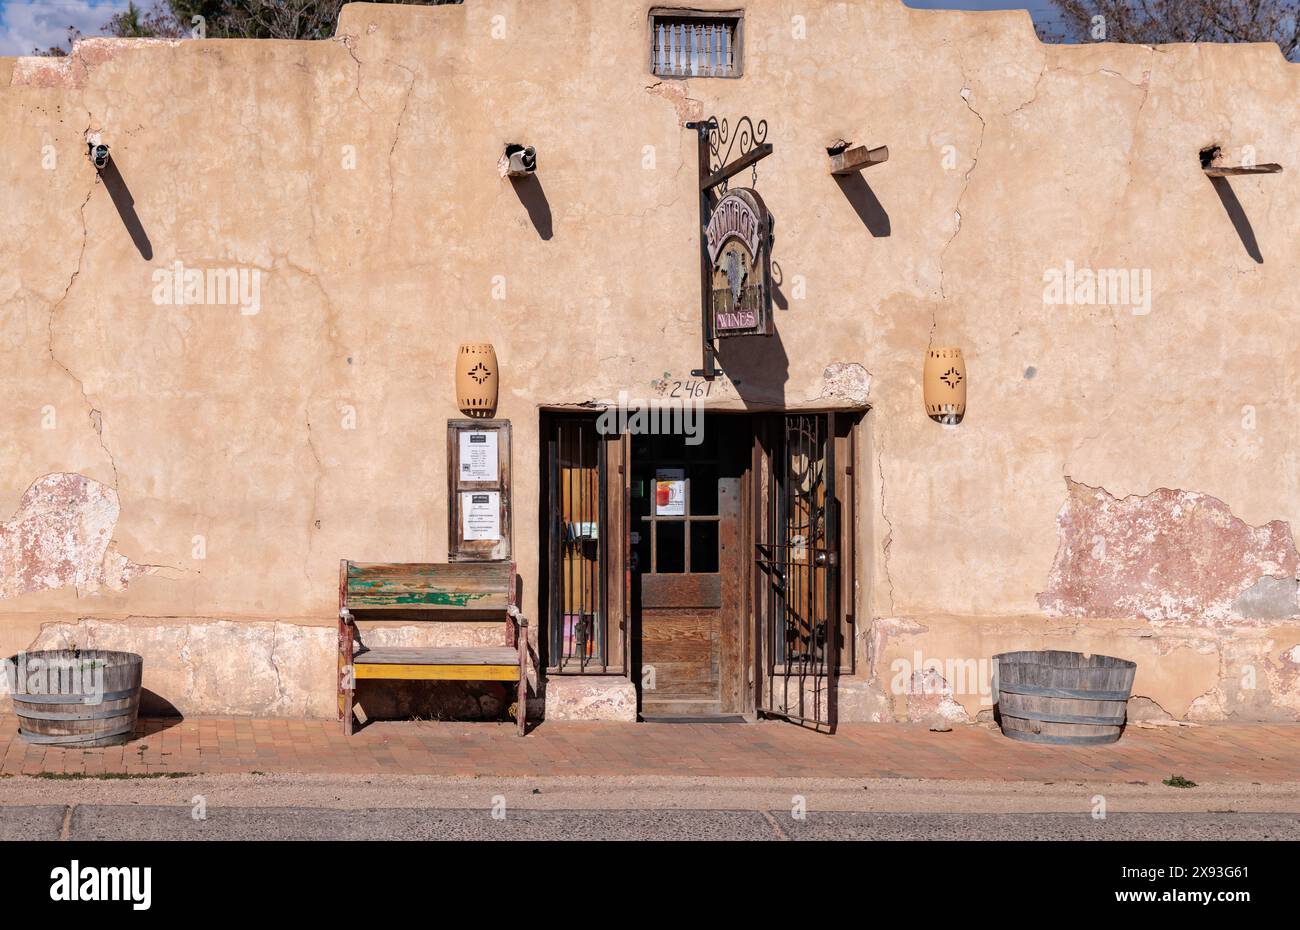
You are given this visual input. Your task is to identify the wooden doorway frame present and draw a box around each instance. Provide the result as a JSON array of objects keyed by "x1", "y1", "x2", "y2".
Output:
[
  {"x1": 539, "y1": 407, "x2": 861, "y2": 725},
  {"x1": 630, "y1": 413, "x2": 752, "y2": 719}
]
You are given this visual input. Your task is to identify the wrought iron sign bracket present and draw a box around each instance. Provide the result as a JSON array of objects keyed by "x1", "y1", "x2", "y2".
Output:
[{"x1": 686, "y1": 116, "x2": 772, "y2": 380}]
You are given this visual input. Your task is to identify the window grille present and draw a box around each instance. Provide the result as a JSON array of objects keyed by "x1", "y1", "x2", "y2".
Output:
[
  {"x1": 546, "y1": 417, "x2": 609, "y2": 672},
  {"x1": 650, "y1": 10, "x2": 743, "y2": 78}
]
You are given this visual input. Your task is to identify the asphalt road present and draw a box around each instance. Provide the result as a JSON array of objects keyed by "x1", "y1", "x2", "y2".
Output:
[{"x1": 5, "y1": 805, "x2": 1299, "y2": 840}]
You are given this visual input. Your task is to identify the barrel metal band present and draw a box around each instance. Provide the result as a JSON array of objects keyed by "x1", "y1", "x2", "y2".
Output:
[
  {"x1": 1002, "y1": 709, "x2": 1126, "y2": 726},
  {"x1": 17, "y1": 721, "x2": 135, "y2": 744},
  {"x1": 15, "y1": 705, "x2": 137, "y2": 722},
  {"x1": 998, "y1": 683, "x2": 1132, "y2": 701},
  {"x1": 1000, "y1": 726, "x2": 1121, "y2": 746},
  {"x1": 11, "y1": 688, "x2": 138, "y2": 704}
]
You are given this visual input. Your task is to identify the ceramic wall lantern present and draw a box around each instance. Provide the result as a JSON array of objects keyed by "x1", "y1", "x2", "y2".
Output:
[
  {"x1": 923, "y1": 347, "x2": 966, "y2": 425},
  {"x1": 455, "y1": 343, "x2": 498, "y2": 418}
]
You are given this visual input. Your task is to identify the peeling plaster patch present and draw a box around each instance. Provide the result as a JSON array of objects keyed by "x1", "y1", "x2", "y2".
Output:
[
  {"x1": 11, "y1": 38, "x2": 186, "y2": 87},
  {"x1": 1038, "y1": 480, "x2": 1299, "y2": 624},
  {"x1": 0, "y1": 473, "x2": 150, "y2": 598},
  {"x1": 543, "y1": 676, "x2": 637, "y2": 721},
  {"x1": 837, "y1": 677, "x2": 896, "y2": 723},
  {"x1": 645, "y1": 80, "x2": 702, "y2": 123},
  {"x1": 866, "y1": 616, "x2": 928, "y2": 679},
  {"x1": 1268, "y1": 644, "x2": 1300, "y2": 719},
  {"x1": 1126, "y1": 695, "x2": 1173, "y2": 722},
  {"x1": 819, "y1": 362, "x2": 872, "y2": 404},
  {"x1": 904, "y1": 668, "x2": 971, "y2": 724},
  {"x1": 10, "y1": 57, "x2": 79, "y2": 89}
]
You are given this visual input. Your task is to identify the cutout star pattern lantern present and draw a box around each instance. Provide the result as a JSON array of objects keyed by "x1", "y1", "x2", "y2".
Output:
[
  {"x1": 923, "y1": 347, "x2": 966, "y2": 425},
  {"x1": 455, "y1": 343, "x2": 498, "y2": 418}
]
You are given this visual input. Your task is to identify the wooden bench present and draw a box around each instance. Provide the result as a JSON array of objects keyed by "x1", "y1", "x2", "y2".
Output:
[{"x1": 337, "y1": 560, "x2": 528, "y2": 736}]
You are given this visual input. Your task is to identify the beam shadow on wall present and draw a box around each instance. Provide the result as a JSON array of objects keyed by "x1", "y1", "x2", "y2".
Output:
[
  {"x1": 1209, "y1": 176, "x2": 1263, "y2": 264},
  {"x1": 510, "y1": 174, "x2": 553, "y2": 241},
  {"x1": 834, "y1": 173, "x2": 891, "y2": 237},
  {"x1": 100, "y1": 159, "x2": 153, "y2": 260}
]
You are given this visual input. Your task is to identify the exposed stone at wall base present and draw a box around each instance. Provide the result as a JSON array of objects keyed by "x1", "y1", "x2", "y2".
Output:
[
  {"x1": 865, "y1": 614, "x2": 1300, "y2": 724},
  {"x1": 542, "y1": 676, "x2": 637, "y2": 722},
  {"x1": 834, "y1": 677, "x2": 896, "y2": 723},
  {"x1": 29, "y1": 617, "x2": 334, "y2": 717},
  {"x1": 24, "y1": 617, "x2": 533, "y2": 721},
  {"x1": 14, "y1": 613, "x2": 1300, "y2": 725},
  {"x1": 17, "y1": 618, "x2": 633, "y2": 722},
  {"x1": 759, "y1": 675, "x2": 834, "y2": 725}
]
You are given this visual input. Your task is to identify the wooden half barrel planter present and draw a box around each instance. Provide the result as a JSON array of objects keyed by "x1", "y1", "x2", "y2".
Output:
[
  {"x1": 994, "y1": 650, "x2": 1136, "y2": 745},
  {"x1": 9, "y1": 650, "x2": 143, "y2": 747}
]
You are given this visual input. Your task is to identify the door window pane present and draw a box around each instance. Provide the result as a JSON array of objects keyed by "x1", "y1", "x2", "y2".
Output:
[
  {"x1": 689, "y1": 466, "x2": 718, "y2": 514},
  {"x1": 655, "y1": 521, "x2": 685, "y2": 573},
  {"x1": 689, "y1": 520, "x2": 718, "y2": 573}
]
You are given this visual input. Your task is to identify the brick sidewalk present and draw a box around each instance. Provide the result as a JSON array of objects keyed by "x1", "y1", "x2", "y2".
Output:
[{"x1": 2, "y1": 715, "x2": 1298, "y2": 782}]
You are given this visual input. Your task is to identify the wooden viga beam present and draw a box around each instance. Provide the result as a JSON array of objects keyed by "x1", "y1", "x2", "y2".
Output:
[
  {"x1": 1203, "y1": 163, "x2": 1283, "y2": 177},
  {"x1": 829, "y1": 144, "x2": 889, "y2": 175}
]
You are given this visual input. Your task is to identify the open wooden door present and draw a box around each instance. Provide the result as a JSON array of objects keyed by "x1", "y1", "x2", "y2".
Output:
[
  {"x1": 754, "y1": 413, "x2": 842, "y2": 731},
  {"x1": 632, "y1": 418, "x2": 748, "y2": 719}
]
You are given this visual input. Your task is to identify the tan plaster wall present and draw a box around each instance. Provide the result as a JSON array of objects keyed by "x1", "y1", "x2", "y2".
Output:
[{"x1": 2, "y1": 1, "x2": 1298, "y2": 719}]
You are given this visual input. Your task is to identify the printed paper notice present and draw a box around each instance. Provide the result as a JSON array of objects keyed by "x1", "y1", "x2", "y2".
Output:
[
  {"x1": 462, "y1": 491, "x2": 501, "y2": 541},
  {"x1": 459, "y1": 430, "x2": 499, "y2": 482},
  {"x1": 655, "y1": 468, "x2": 686, "y2": 516}
]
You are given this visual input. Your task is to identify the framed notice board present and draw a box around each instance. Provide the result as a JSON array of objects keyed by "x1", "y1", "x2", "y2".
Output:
[{"x1": 448, "y1": 419, "x2": 511, "y2": 561}]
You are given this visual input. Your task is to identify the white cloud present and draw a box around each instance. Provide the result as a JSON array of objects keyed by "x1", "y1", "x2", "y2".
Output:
[{"x1": 0, "y1": 0, "x2": 132, "y2": 56}]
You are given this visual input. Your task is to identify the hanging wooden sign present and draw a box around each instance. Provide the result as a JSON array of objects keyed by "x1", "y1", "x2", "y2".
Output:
[{"x1": 705, "y1": 188, "x2": 773, "y2": 337}]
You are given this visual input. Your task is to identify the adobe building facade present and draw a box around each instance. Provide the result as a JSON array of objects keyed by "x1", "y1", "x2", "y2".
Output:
[{"x1": 3, "y1": 1, "x2": 1299, "y2": 727}]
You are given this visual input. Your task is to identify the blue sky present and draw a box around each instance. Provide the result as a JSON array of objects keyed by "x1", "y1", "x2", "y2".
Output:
[
  {"x1": 0, "y1": 0, "x2": 131, "y2": 55},
  {"x1": 904, "y1": 0, "x2": 1064, "y2": 30},
  {"x1": 0, "y1": 1, "x2": 1066, "y2": 57}
]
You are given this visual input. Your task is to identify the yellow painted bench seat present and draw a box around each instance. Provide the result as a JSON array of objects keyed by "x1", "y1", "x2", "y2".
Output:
[{"x1": 353, "y1": 646, "x2": 521, "y2": 681}]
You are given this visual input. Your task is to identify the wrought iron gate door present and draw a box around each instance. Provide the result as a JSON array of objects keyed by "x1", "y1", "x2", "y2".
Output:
[{"x1": 755, "y1": 413, "x2": 838, "y2": 730}]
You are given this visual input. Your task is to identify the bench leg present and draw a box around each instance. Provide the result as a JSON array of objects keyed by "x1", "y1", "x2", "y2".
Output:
[
  {"x1": 515, "y1": 674, "x2": 526, "y2": 735},
  {"x1": 516, "y1": 625, "x2": 528, "y2": 736},
  {"x1": 338, "y1": 615, "x2": 355, "y2": 736}
]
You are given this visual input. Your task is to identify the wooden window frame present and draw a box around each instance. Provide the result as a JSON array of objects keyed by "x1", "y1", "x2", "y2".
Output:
[
  {"x1": 637, "y1": 441, "x2": 723, "y2": 575},
  {"x1": 648, "y1": 7, "x2": 745, "y2": 79}
]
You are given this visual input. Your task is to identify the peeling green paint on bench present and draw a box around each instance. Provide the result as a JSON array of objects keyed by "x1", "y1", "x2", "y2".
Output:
[
  {"x1": 391, "y1": 591, "x2": 489, "y2": 606},
  {"x1": 343, "y1": 562, "x2": 512, "y2": 613}
]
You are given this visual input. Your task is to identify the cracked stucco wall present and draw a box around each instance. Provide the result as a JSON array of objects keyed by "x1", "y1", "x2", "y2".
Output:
[{"x1": 2, "y1": 2, "x2": 1298, "y2": 719}]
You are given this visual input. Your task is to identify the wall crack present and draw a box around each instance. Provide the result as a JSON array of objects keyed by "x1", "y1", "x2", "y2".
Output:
[{"x1": 937, "y1": 74, "x2": 986, "y2": 304}]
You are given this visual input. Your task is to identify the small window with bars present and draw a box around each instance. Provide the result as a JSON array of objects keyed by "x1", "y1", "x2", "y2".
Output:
[{"x1": 650, "y1": 9, "x2": 743, "y2": 79}]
